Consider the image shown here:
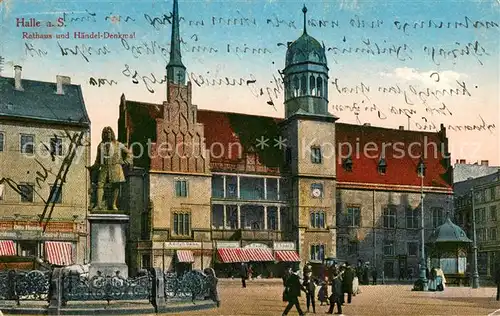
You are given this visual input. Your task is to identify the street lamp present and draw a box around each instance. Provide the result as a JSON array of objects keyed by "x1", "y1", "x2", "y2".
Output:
[
  {"x1": 470, "y1": 188, "x2": 479, "y2": 288},
  {"x1": 417, "y1": 158, "x2": 428, "y2": 291}
]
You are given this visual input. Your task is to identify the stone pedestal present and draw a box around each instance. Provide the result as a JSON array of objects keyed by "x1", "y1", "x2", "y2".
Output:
[{"x1": 88, "y1": 213, "x2": 129, "y2": 278}]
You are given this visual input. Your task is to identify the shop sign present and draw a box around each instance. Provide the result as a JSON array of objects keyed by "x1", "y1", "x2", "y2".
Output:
[
  {"x1": 273, "y1": 241, "x2": 295, "y2": 251},
  {"x1": 13, "y1": 225, "x2": 42, "y2": 231},
  {"x1": 42, "y1": 232, "x2": 76, "y2": 240},
  {"x1": 163, "y1": 242, "x2": 201, "y2": 249},
  {"x1": 216, "y1": 241, "x2": 240, "y2": 248},
  {"x1": 244, "y1": 243, "x2": 270, "y2": 249},
  {"x1": 0, "y1": 231, "x2": 17, "y2": 238}
]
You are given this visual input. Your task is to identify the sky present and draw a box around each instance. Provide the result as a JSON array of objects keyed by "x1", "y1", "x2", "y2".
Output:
[{"x1": 1, "y1": 0, "x2": 499, "y2": 165}]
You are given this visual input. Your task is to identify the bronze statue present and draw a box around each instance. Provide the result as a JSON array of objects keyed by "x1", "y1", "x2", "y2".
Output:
[{"x1": 91, "y1": 126, "x2": 132, "y2": 210}]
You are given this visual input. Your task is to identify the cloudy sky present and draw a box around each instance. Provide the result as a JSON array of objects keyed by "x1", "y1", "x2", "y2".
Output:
[{"x1": 1, "y1": 0, "x2": 499, "y2": 164}]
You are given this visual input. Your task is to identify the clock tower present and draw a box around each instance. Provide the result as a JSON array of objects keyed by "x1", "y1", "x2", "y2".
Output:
[{"x1": 280, "y1": 5, "x2": 338, "y2": 264}]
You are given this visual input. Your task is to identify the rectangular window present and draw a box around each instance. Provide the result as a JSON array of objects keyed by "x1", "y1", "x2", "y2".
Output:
[
  {"x1": 225, "y1": 176, "x2": 237, "y2": 198},
  {"x1": 0, "y1": 132, "x2": 4, "y2": 152},
  {"x1": 141, "y1": 212, "x2": 150, "y2": 240},
  {"x1": 481, "y1": 208, "x2": 486, "y2": 223},
  {"x1": 240, "y1": 176, "x2": 264, "y2": 200},
  {"x1": 491, "y1": 205, "x2": 497, "y2": 221},
  {"x1": 211, "y1": 175, "x2": 224, "y2": 198},
  {"x1": 175, "y1": 180, "x2": 188, "y2": 197},
  {"x1": 267, "y1": 206, "x2": 278, "y2": 230},
  {"x1": 346, "y1": 207, "x2": 361, "y2": 227},
  {"x1": 20, "y1": 134, "x2": 34, "y2": 154},
  {"x1": 266, "y1": 178, "x2": 278, "y2": 200},
  {"x1": 225, "y1": 205, "x2": 238, "y2": 229},
  {"x1": 310, "y1": 211, "x2": 325, "y2": 229},
  {"x1": 141, "y1": 254, "x2": 151, "y2": 269},
  {"x1": 49, "y1": 185, "x2": 62, "y2": 204},
  {"x1": 211, "y1": 204, "x2": 224, "y2": 229},
  {"x1": 311, "y1": 146, "x2": 322, "y2": 164},
  {"x1": 172, "y1": 212, "x2": 191, "y2": 237},
  {"x1": 406, "y1": 208, "x2": 419, "y2": 229},
  {"x1": 310, "y1": 244, "x2": 325, "y2": 261},
  {"x1": 348, "y1": 241, "x2": 358, "y2": 255},
  {"x1": 490, "y1": 228, "x2": 497, "y2": 241},
  {"x1": 491, "y1": 187, "x2": 496, "y2": 201},
  {"x1": 383, "y1": 240, "x2": 395, "y2": 256},
  {"x1": 432, "y1": 207, "x2": 444, "y2": 228},
  {"x1": 19, "y1": 184, "x2": 34, "y2": 202},
  {"x1": 0, "y1": 184, "x2": 4, "y2": 201},
  {"x1": 383, "y1": 206, "x2": 396, "y2": 228},
  {"x1": 50, "y1": 137, "x2": 63, "y2": 156},
  {"x1": 407, "y1": 242, "x2": 418, "y2": 256}
]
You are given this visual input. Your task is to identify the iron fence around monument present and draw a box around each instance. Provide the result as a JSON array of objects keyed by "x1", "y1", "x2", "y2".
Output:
[
  {"x1": 61, "y1": 270, "x2": 153, "y2": 303},
  {"x1": 0, "y1": 269, "x2": 51, "y2": 302},
  {"x1": 163, "y1": 270, "x2": 211, "y2": 302}
]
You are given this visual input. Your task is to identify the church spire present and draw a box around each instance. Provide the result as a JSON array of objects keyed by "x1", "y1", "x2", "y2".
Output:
[
  {"x1": 302, "y1": 4, "x2": 307, "y2": 34},
  {"x1": 166, "y1": 0, "x2": 186, "y2": 85}
]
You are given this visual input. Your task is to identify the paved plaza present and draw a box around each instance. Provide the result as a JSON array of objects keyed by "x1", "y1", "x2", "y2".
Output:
[{"x1": 178, "y1": 279, "x2": 500, "y2": 316}]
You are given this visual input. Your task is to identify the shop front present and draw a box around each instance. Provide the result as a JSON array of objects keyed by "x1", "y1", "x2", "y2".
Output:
[
  {"x1": 242, "y1": 243, "x2": 274, "y2": 278},
  {"x1": 214, "y1": 241, "x2": 247, "y2": 277},
  {"x1": 163, "y1": 242, "x2": 201, "y2": 274},
  {"x1": 273, "y1": 241, "x2": 301, "y2": 277}
]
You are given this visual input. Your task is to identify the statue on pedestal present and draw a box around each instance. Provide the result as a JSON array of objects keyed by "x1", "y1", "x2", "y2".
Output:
[{"x1": 91, "y1": 126, "x2": 132, "y2": 211}]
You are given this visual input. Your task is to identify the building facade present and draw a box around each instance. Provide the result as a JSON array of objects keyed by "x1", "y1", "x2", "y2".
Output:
[
  {"x1": 119, "y1": 1, "x2": 453, "y2": 278},
  {"x1": 0, "y1": 66, "x2": 91, "y2": 266},
  {"x1": 454, "y1": 171, "x2": 500, "y2": 278}
]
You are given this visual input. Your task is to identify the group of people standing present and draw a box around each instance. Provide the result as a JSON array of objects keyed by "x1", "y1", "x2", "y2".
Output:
[{"x1": 281, "y1": 262, "x2": 357, "y2": 315}]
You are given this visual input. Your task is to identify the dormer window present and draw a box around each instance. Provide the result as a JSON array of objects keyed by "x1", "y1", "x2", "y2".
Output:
[
  {"x1": 378, "y1": 157, "x2": 387, "y2": 174},
  {"x1": 343, "y1": 156, "x2": 353, "y2": 172}
]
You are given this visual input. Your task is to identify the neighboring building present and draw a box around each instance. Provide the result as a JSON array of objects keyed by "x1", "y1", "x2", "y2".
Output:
[
  {"x1": 119, "y1": 1, "x2": 453, "y2": 278},
  {"x1": 453, "y1": 159, "x2": 498, "y2": 183},
  {"x1": 0, "y1": 66, "x2": 91, "y2": 266},
  {"x1": 454, "y1": 171, "x2": 500, "y2": 278}
]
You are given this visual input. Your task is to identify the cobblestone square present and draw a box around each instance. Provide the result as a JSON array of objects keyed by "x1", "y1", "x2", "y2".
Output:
[{"x1": 178, "y1": 279, "x2": 500, "y2": 316}]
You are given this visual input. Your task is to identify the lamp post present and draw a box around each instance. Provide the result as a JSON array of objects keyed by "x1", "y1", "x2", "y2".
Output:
[
  {"x1": 471, "y1": 188, "x2": 479, "y2": 288},
  {"x1": 417, "y1": 159, "x2": 428, "y2": 291}
]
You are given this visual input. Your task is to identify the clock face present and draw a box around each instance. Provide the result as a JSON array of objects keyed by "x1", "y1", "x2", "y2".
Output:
[{"x1": 312, "y1": 188, "x2": 322, "y2": 198}]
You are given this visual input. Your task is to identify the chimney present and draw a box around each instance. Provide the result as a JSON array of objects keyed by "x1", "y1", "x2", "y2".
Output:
[
  {"x1": 56, "y1": 75, "x2": 71, "y2": 95},
  {"x1": 363, "y1": 123, "x2": 371, "y2": 126},
  {"x1": 459, "y1": 159, "x2": 466, "y2": 164},
  {"x1": 399, "y1": 126, "x2": 404, "y2": 130},
  {"x1": 480, "y1": 160, "x2": 489, "y2": 166},
  {"x1": 14, "y1": 65, "x2": 23, "y2": 91}
]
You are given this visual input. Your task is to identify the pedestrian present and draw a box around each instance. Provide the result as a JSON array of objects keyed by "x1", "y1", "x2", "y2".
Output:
[
  {"x1": 371, "y1": 267, "x2": 377, "y2": 285},
  {"x1": 303, "y1": 262, "x2": 312, "y2": 281},
  {"x1": 282, "y1": 268, "x2": 306, "y2": 316},
  {"x1": 495, "y1": 261, "x2": 500, "y2": 301},
  {"x1": 327, "y1": 267, "x2": 343, "y2": 315},
  {"x1": 303, "y1": 275, "x2": 317, "y2": 313},
  {"x1": 240, "y1": 262, "x2": 249, "y2": 288},
  {"x1": 317, "y1": 277, "x2": 329, "y2": 306},
  {"x1": 342, "y1": 263, "x2": 355, "y2": 304}
]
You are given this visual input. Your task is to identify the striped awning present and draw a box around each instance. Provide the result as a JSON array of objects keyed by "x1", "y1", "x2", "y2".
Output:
[
  {"x1": 176, "y1": 250, "x2": 195, "y2": 263},
  {"x1": 45, "y1": 241, "x2": 73, "y2": 266},
  {"x1": 244, "y1": 248, "x2": 274, "y2": 262},
  {"x1": 275, "y1": 250, "x2": 301, "y2": 262},
  {"x1": 0, "y1": 240, "x2": 16, "y2": 256},
  {"x1": 217, "y1": 248, "x2": 248, "y2": 263}
]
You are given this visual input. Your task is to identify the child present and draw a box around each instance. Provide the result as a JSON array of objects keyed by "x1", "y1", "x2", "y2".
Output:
[{"x1": 318, "y1": 277, "x2": 330, "y2": 306}]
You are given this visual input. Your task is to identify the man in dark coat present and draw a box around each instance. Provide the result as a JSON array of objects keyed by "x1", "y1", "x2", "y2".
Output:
[
  {"x1": 327, "y1": 267, "x2": 343, "y2": 314},
  {"x1": 342, "y1": 263, "x2": 355, "y2": 304},
  {"x1": 282, "y1": 269, "x2": 306, "y2": 316},
  {"x1": 303, "y1": 275, "x2": 316, "y2": 313},
  {"x1": 240, "y1": 262, "x2": 249, "y2": 288}
]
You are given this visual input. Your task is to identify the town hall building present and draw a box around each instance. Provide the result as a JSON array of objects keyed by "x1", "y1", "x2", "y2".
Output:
[{"x1": 118, "y1": 0, "x2": 453, "y2": 278}]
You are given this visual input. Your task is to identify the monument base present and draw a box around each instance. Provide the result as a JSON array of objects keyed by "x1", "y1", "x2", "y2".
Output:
[
  {"x1": 88, "y1": 213, "x2": 129, "y2": 279},
  {"x1": 89, "y1": 262, "x2": 129, "y2": 279}
]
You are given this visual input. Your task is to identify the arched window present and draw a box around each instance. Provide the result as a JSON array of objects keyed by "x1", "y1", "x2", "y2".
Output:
[
  {"x1": 317, "y1": 77, "x2": 323, "y2": 97},
  {"x1": 293, "y1": 76, "x2": 299, "y2": 97},
  {"x1": 309, "y1": 75, "x2": 316, "y2": 96},
  {"x1": 300, "y1": 75, "x2": 307, "y2": 96}
]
